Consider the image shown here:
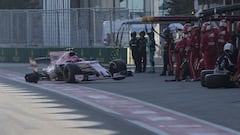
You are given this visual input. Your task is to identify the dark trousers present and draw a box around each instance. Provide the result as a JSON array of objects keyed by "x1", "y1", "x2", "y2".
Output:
[
  {"x1": 131, "y1": 48, "x2": 140, "y2": 72},
  {"x1": 162, "y1": 49, "x2": 174, "y2": 74},
  {"x1": 138, "y1": 50, "x2": 146, "y2": 72}
]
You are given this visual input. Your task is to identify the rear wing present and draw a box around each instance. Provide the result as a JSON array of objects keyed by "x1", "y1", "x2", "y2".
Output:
[{"x1": 29, "y1": 51, "x2": 66, "y2": 72}]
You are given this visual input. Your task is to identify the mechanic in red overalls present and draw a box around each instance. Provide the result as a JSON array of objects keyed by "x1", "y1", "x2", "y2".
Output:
[
  {"x1": 174, "y1": 26, "x2": 188, "y2": 81},
  {"x1": 233, "y1": 51, "x2": 240, "y2": 83},
  {"x1": 200, "y1": 22, "x2": 219, "y2": 70},
  {"x1": 218, "y1": 19, "x2": 232, "y2": 56},
  {"x1": 189, "y1": 25, "x2": 201, "y2": 80},
  {"x1": 183, "y1": 23, "x2": 198, "y2": 80},
  {"x1": 233, "y1": 21, "x2": 240, "y2": 82}
]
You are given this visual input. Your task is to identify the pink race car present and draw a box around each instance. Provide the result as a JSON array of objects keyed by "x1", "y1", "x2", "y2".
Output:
[{"x1": 25, "y1": 50, "x2": 131, "y2": 83}]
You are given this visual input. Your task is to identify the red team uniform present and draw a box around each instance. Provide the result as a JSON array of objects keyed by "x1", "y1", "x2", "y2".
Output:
[
  {"x1": 189, "y1": 26, "x2": 201, "y2": 80},
  {"x1": 218, "y1": 20, "x2": 231, "y2": 55},
  {"x1": 174, "y1": 38, "x2": 186, "y2": 81},
  {"x1": 200, "y1": 22, "x2": 218, "y2": 69},
  {"x1": 174, "y1": 23, "x2": 193, "y2": 81}
]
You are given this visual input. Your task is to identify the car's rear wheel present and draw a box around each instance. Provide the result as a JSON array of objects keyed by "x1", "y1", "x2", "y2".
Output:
[
  {"x1": 63, "y1": 64, "x2": 80, "y2": 83},
  {"x1": 54, "y1": 66, "x2": 64, "y2": 81}
]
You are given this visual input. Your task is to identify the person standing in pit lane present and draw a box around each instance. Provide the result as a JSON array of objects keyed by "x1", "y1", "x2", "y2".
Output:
[
  {"x1": 173, "y1": 25, "x2": 189, "y2": 81},
  {"x1": 218, "y1": 19, "x2": 232, "y2": 56},
  {"x1": 137, "y1": 31, "x2": 147, "y2": 73},
  {"x1": 200, "y1": 22, "x2": 219, "y2": 70},
  {"x1": 189, "y1": 25, "x2": 201, "y2": 81},
  {"x1": 147, "y1": 31, "x2": 156, "y2": 73},
  {"x1": 233, "y1": 21, "x2": 240, "y2": 83},
  {"x1": 129, "y1": 31, "x2": 140, "y2": 73},
  {"x1": 160, "y1": 27, "x2": 174, "y2": 76}
]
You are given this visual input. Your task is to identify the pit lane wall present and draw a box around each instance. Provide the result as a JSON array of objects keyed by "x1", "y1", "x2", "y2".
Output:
[{"x1": 0, "y1": 48, "x2": 128, "y2": 64}]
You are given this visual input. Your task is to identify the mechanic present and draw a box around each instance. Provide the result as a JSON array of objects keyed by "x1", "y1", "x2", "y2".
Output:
[
  {"x1": 160, "y1": 27, "x2": 174, "y2": 76},
  {"x1": 174, "y1": 25, "x2": 189, "y2": 81},
  {"x1": 137, "y1": 31, "x2": 147, "y2": 72},
  {"x1": 218, "y1": 19, "x2": 232, "y2": 56},
  {"x1": 129, "y1": 31, "x2": 140, "y2": 73},
  {"x1": 189, "y1": 25, "x2": 201, "y2": 80},
  {"x1": 147, "y1": 31, "x2": 156, "y2": 73},
  {"x1": 233, "y1": 50, "x2": 240, "y2": 83},
  {"x1": 183, "y1": 23, "x2": 194, "y2": 80},
  {"x1": 200, "y1": 22, "x2": 219, "y2": 70},
  {"x1": 233, "y1": 21, "x2": 240, "y2": 83}
]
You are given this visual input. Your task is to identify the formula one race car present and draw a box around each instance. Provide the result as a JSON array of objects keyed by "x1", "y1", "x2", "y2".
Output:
[{"x1": 25, "y1": 50, "x2": 132, "y2": 83}]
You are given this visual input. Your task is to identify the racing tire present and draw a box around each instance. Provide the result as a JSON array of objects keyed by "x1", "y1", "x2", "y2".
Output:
[
  {"x1": 205, "y1": 73, "x2": 230, "y2": 88},
  {"x1": 54, "y1": 66, "x2": 64, "y2": 81},
  {"x1": 25, "y1": 72, "x2": 39, "y2": 83},
  {"x1": 200, "y1": 70, "x2": 214, "y2": 87},
  {"x1": 63, "y1": 64, "x2": 80, "y2": 83},
  {"x1": 109, "y1": 59, "x2": 127, "y2": 80}
]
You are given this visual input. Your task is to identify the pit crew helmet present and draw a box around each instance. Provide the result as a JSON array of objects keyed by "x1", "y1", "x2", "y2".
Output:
[
  {"x1": 223, "y1": 43, "x2": 234, "y2": 53},
  {"x1": 191, "y1": 25, "x2": 200, "y2": 35},
  {"x1": 139, "y1": 31, "x2": 146, "y2": 36},
  {"x1": 131, "y1": 31, "x2": 136, "y2": 37},
  {"x1": 201, "y1": 22, "x2": 212, "y2": 32},
  {"x1": 182, "y1": 23, "x2": 192, "y2": 33},
  {"x1": 219, "y1": 19, "x2": 227, "y2": 28},
  {"x1": 148, "y1": 31, "x2": 154, "y2": 37}
]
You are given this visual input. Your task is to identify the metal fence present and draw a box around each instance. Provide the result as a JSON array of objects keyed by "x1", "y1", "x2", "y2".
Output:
[{"x1": 0, "y1": 8, "x2": 129, "y2": 48}]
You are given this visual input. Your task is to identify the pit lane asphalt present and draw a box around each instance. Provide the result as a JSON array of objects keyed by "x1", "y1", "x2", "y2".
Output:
[
  {"x1": 1, "y1": 63, "x2": 240, "y2": 132},
  {"x1": 0, "y1": 63, "x2": 156, "y2": 135}
]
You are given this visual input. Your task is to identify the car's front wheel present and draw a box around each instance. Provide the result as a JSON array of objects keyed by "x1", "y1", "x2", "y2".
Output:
[{"x1": 63, "y1": 64, "x2": 80, "y2": 83}]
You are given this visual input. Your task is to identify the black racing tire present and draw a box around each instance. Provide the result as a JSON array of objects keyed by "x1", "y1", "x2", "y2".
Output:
[
  {"x1": 200, "y1": 70, "x2": 214, "y2": 87},
  {"x1": 63, "y1": 64, "x2": 80, "y2": 83},
  {"x1": 109, "y1": 59, "x2": 127, "y2": 80},
  {"x1": 205, "y1": 73, "x2": 230, "y2": 88},
  {"x1": 25, "y1": 72, "x2": 39, "y2": 83},
  {"x1": 54, "y1": 66, "x2": 64, "y2": 81}
]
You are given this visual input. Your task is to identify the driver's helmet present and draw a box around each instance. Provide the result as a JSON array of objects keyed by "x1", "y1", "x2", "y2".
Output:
[
  {"x1": 69, "y1": 51, "x2": 79, "y2": 62},
  {"x1": 223, "y1": 43, "x2": 234, "y2": 53},
  {"x1": 69, "y1": 51, "x2": 76, "y2": 56}
]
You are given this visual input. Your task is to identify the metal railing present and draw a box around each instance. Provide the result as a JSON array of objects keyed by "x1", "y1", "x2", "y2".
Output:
[{"x1": 0, "y1": 8, "x2": 130, "y2": 48}]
